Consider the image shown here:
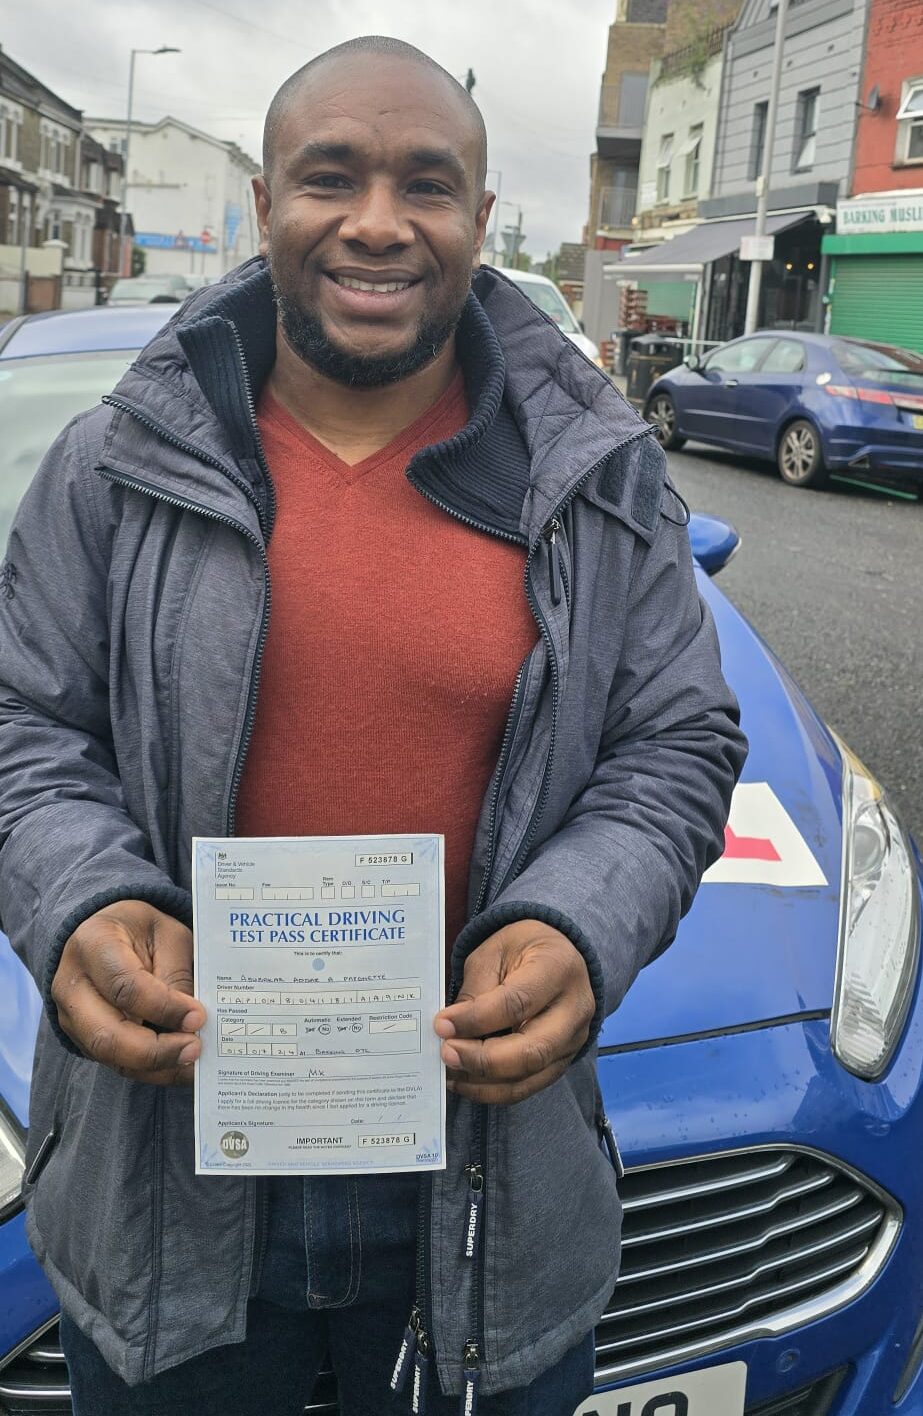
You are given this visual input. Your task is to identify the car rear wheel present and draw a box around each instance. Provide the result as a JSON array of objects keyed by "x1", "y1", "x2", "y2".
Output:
[
  {"x1": 777, "y1": 420, "x2": 828, "y2": 489},
  {"x1": 645, "y1": 393, "x2": 686, "y2": 451}
]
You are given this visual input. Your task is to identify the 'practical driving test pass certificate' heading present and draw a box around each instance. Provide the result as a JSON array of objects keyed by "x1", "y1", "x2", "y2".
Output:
[{"x1": 192, "y1": 834, "x2": 446, "y2": 1175}]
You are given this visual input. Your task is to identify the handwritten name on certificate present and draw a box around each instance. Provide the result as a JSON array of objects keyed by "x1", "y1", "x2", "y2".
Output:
[{"x1": 192, "y1": 834, "x2": 446, "y2": 1175}]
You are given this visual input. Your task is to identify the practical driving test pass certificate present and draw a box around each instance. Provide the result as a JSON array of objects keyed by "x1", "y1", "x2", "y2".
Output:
[{"x1": 192, "y1": 834, "x2": 446, "y2": 1175}]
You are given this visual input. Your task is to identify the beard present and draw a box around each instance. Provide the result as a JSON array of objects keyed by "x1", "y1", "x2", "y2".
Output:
[{"x1": 269, "y1": 264, "x2": 470, "y2": 389}]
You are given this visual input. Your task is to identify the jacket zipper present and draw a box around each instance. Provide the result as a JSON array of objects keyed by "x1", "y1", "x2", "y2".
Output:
[
  {"x1": 488, "y1": 431, "x2": 651, "y2": 902},
  {"x1": 102, "y1": 395, "x2": 271, "y2": 542},
  {"x1": 405, "y1": 428, "x2": 653, "y2": 1399}
]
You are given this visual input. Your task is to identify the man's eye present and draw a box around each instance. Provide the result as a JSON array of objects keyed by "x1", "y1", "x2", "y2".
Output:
[
  {"x1": 305, "y1": 174, "x2": 351, "y2": 189},
  {"x1": 410, "y1": 180, "x2": 451, "y2": 196}
]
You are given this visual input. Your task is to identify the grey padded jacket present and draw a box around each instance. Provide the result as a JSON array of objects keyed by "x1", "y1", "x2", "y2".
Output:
[{"x1": 0, "y1": 261, "x2": 746, "y2": 1396}]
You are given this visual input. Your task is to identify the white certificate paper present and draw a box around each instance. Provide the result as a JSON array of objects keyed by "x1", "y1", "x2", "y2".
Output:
[{"x1": 192, "y1": 833, "x2": 446, "y2": 1175}]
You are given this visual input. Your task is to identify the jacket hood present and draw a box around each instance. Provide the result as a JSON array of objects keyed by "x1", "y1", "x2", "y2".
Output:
[{"x1": 105, "y1": 259, "x2": 657, "y2": 545}]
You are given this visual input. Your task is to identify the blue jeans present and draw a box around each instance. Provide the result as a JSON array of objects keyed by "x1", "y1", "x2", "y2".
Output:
[{"x1": 61, "y1": 1172, "x2": 595, "y2": 1415}]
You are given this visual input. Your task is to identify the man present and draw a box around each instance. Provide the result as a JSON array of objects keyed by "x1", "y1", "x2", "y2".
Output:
[{"x1": 0, "y1": 36, "x2": 746, "y2": 1416}]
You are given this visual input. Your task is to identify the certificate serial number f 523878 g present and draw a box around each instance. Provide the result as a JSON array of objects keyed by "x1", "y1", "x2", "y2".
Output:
[{"x1": 355, "y1": 852, "x2": 414, "y2": 866}]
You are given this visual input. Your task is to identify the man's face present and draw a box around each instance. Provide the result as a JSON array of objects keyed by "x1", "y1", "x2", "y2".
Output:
[{"x1": 253, "y1": 55, "x2": 494, "y2": 387}]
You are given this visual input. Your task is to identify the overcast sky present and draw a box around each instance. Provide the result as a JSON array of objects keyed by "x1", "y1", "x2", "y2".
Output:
[{"x1": 2, "y1": 0, "x2": 615, "y2": 259}]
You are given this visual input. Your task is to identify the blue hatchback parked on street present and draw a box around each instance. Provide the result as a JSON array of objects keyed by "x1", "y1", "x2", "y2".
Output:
[
  {"x1": 644, "y1": 331, "x2": 923, "y2": 491},
  {"x1": 1, "y1": 307, "x2": 922, "y2": 1415}
]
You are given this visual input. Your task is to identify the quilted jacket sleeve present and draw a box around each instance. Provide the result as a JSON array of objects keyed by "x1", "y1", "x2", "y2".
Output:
[{"x1": 0, "y1": 412, "x2": 190, "y2": 1047}]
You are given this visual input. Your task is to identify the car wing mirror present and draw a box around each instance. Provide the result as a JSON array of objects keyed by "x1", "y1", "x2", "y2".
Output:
[
  {"x1": 688, "y1": 513, "x2": 740, "y2": 576},
  {"x1": 684, "y1": 353, "x2": 702, "y2": 371}
]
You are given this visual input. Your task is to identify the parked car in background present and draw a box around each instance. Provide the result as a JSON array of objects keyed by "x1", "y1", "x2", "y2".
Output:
[
  {"x1": 496, "y1": 266, "x2": 605, "y2": 368},
  {"x1": 644, "y1": 331, "x2": 923, "y2": 490},
  {"x1": 0, "y1": 307, "x2": 922, "y2": 1415},
  {"x1": 106, "y1": 273, "x2": 190, "y2": 306}
]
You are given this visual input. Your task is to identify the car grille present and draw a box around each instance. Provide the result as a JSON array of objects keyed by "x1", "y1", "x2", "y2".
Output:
[
  {"x1": 596, "y1": 1146, "x2": 898, "y2": 1383},
  {"x1": 0, "y1": 1150, "x2": 895, "y2": 1413}
]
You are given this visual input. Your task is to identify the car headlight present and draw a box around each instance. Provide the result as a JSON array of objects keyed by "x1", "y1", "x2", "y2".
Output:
[
  {"x1": 831, "y1": 738, "x2": 921, "y2": 1079},
  {"x1": 0, "y1": 1101, "x2": 25, "y2": 1221}
]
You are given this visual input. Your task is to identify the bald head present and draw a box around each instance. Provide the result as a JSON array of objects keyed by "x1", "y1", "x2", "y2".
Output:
[{"x1": 262, "y1": 36, "x2": 488, "y2": 192}]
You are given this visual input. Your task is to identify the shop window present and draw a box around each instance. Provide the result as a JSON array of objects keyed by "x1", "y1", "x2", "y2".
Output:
[
  {"x1": 749, "y1": 102, "x2": 768, "y2": 181},
  {"x1": 656, "y1": 133, "x2": 674, "y2": 202},
  {"x1": 793, "y1": 89, "x2": 819, "y2": 173},
  {"x1": 680, "y1": 124, "x2": 703, "y2": 196},
  {"x1": 895, "y1": 78, "x2": 923, "y2": 164}
]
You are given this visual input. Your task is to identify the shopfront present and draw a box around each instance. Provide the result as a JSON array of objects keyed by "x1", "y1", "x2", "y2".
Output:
[{"x1": 824, "y1": 195, "x2": 923, "y2": 354}]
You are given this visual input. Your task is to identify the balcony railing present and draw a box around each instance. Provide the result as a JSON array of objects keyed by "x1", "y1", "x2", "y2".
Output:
[{"x1": 597, "y1": 185, "x2": 638, "y2": 230}]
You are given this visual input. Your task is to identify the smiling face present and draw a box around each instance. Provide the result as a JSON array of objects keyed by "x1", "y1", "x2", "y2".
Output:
[{"x1": 253, "y1": 53, "x2": 494, "y2": 387}]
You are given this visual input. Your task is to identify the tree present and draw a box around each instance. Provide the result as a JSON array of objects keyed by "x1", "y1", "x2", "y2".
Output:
[{"x1": 130, "y1": 245, "x2": 146, "y2": 277}]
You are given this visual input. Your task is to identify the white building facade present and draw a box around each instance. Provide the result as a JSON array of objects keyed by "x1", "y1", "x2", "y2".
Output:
[{"x1": 85, "y1": 115, "x2": 260, "y2": 278}]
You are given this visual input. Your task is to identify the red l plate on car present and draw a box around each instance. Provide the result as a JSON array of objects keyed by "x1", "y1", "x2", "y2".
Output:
[{"x1": 575, "y1": 1361, "x2": 747, "y2": 1415}]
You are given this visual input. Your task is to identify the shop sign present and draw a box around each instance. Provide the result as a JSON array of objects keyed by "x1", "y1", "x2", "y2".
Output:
[
  {"x1": 740, "y1": 235, "x2": 775, "y2": 262},
  {"x1": 837, "y1": 196, "x2": 923, "y2": 235},
  {"x1": 135, "y1": 230, "x2": 218, "y2": 253}
]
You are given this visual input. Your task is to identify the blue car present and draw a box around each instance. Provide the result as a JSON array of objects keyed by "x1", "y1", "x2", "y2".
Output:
[
  {"x1": 1, "y1": 309, "x2": 922, "y2": 1416},
  {"x1": 644, "y1": 331, "x2": 923, "y2": 490}
]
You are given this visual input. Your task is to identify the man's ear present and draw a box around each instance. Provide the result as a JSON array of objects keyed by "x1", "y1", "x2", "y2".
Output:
[
  {"x1": 252, "y1": 174, "x2": 271, "y2": 257},
  {"x1": 472, "y1": 190, "x2": 496, "y2": 268}
]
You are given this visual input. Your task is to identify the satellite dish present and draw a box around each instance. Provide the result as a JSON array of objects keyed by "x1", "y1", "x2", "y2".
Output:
[{"x1": 866, "y1": 84, "x2": 881, "y2": 112}]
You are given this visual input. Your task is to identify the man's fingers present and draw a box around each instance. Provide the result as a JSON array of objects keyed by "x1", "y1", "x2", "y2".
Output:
[
  {"x1": 441, "y1": 998, "x2": 589, "y2": 1082},
  {"x1": 84, "y1": 947, "x2": 200, "y2": 1033},
  {"x1": 439, "y1": 953, "x2": 568, "y2": 1041},
  {"x1": 56, "y1": 976, "x2": 201, "y2": 1076}
]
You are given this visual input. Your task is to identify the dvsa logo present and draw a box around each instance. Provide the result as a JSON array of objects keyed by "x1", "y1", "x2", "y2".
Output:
[
  {"x1": 220, "y1": 1130, "x2": 250, "y2": 1159},
  {"x1": 585, "y1": 1398, "x2": 689, "y2": 1416}
]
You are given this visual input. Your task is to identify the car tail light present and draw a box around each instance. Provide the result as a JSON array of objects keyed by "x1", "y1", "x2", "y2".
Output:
[{"x1": 823, "y1": 385, "x2": 897, "y2": 410}]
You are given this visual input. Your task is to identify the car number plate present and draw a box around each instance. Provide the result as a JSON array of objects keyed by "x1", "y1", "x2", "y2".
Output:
[
  {"x1": 912, "y1": 414, "x2": 923, "y2": 430},
  {"x1": 574, "y1": 1361, "x2": 747, "y2": 1415}
]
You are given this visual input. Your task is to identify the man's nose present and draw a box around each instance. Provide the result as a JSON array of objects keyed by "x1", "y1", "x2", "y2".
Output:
[{"x1": 338, "y1": 180, "x2": 413, "y2": 250}]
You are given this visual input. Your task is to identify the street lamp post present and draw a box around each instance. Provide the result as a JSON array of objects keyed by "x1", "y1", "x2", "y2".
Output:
[
  {"x1": 498, "y1": 201, "x2": 524, "y2": 268},
  {"x1": 119, "y1": 45, "x2": 180, "y2": 276},
  {"x1": 486, "y1": 168, "x2": 502, "y2": 265}
]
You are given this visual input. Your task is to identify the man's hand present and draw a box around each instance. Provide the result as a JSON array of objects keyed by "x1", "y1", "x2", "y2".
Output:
[
  {"x1": 51, "y1": 901, "x2": 205, "y2": 1086},
  {"x1": 433, "y1": 920, "x2": 595, "y2": 1105}
]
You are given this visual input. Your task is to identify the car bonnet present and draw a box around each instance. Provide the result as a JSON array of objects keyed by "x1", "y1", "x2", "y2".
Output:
[{"x1": 600, "y1": 568, "x2": 844, "y2": 1049}]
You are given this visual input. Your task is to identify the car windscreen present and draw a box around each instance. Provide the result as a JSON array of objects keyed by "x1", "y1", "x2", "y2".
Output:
[
  {"x1": 509, "y1": 279, "x2": 580, "y2": 334},
  {"x1": 833, "y1": 340, "x2": 923, "y2": 389},
  {"x1": 109, "y1": 280, "x2": 178, "y2": 302},
  {"x1": 0, "y1": 351, "x2": 136, "y2": 545}
]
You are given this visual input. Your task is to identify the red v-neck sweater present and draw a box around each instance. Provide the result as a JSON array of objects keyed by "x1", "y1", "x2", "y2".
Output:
[{"x1": 235, "y1": 373, "x2": 538, "y2": 955}]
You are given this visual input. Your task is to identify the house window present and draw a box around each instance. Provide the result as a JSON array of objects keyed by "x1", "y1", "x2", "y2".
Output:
[
  {"x1": 619, "y1": 73, "x2": 649, "y2": 127},
  {"x1": 680, "y1": 124, "x2": 703, "y2": 196},
  {"x1": 793, "y1": 88, "x2": 820, "y2": 172},
  {"x1": 749, "y1": 102, "x2": 768, "y2": 180},
  {"x1": 40, "y1": 123, "x2": 73, "y2": 181},
  {"x1": 896, "y1": 78, "x2": 923, "y2": 164},
  {"x1": 656, "y1": 133, "x2": 674, "y2": 202},
  {"x1": 0, "y1": 102, "x2": 22, "y2": 165},
  {"x1": 46, "y1": 208, "x2": 62, "y2": 242},
  {"x1": 6, "y1": 188, "x2": 18, "y2": 245}
]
